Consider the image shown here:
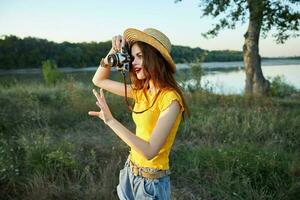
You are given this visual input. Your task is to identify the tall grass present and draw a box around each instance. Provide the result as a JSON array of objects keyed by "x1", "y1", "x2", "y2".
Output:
[{"x1": 0, "y1": 75, "x2": 299, "y2": 199}]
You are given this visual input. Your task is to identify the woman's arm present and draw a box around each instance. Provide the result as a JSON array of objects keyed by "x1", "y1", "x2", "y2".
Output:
[
  {"x1": 88, "y1": 89, "x2": 180, "y2": 160},
  {"x1": 92, "y1": 35, "x2": 133, "y2": 98}
]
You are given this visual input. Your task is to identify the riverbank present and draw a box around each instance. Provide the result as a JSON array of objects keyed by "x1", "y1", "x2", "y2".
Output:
[
  {"x1": 1, "y1": 59, "x2": 300, "y2": 75},
  {"x1": 1, "y1": 79, "x2": 299, "y2": 200},
  {"x1": 1, "y1": 59, "x2": 300, "y2": 96}
]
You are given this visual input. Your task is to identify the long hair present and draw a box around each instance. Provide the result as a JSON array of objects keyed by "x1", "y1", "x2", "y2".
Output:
[{"x1": 129, "y1": 41, "x2": 190, "y2": 117}]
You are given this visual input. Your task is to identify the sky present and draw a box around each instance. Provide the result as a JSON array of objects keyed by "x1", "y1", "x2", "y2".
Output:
[{"x1": 0, "y1": 0, "x2": 299, "y2": 57}]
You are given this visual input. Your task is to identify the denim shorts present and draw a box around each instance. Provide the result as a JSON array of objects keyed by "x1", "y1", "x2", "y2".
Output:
[{"x1": 117, "y1": 160, "x2": 171, "y2": 200}]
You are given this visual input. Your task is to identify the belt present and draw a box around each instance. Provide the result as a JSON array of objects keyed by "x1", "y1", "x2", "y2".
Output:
[{"x1": 128, "y1": 159, "x2": 170, "y2": 179}]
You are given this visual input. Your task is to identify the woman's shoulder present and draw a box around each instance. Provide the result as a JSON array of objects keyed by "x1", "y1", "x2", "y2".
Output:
[
  {"x1": 158, "y1": 88, "x2": 184, "y2": 112},
  {"x1": 160, "y1": 88, "x2": 181, "y2": 99}
]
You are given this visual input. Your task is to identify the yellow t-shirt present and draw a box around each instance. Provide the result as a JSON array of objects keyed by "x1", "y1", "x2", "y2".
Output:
[{"x1": 130, "y1": 88, "x2": 184, "y2": 170}]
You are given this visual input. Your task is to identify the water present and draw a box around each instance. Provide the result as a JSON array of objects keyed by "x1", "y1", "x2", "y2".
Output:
[
  {"x1": 181, "y1": 59, "x2": 300, "y2": 94},
  {"x1": 1, "y1": 59, "x2": 299, "y2": 94},
  {"x1": 199, "y1": 65, "x2": 300, "y2": 94}
]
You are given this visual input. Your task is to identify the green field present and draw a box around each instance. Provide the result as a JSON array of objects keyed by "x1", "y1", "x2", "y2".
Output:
[{"x1": 1, "y1": 72, "x2": 300, "y2": 200}]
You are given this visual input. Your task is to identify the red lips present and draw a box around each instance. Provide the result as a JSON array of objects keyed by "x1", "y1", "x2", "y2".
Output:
[{"x1": 134, "y1": 67, "x2": 142, "y2": 73}]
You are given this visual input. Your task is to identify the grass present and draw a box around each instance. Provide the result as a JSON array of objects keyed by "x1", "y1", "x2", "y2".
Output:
[{"x1": 0, "y1": 73, "x2": 299, "y2": 200}]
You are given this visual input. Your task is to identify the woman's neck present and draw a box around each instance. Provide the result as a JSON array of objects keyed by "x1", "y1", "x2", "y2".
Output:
[{"x1": 149, "y1": 80, "x2": 158, "y2": 95}]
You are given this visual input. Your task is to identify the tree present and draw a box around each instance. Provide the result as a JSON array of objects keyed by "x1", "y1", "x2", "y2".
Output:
[{"x1": 176, "y1": 0, "x2": 300, "y2": 95}]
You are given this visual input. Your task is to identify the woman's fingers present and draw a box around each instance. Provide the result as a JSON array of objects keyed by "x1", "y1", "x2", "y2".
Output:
[
  {"x1": 88, "y1": 111, "x2": 99, "y2": 117},
  {"x1": 116, "y1": 35, "x2": 122, "y2": 51},
  {"x1": 121, "y1": 36, "x2": 126, "y2": 47},
  {"x1": 112, "y1": 36, "x2": 117, "y2": 51},
  {"x1": 112, "y1": 36, "x2": 116, "y2": 51},
  {"x1": 92, "y1": 89, "x2": 108, "y2": 111},
  {"x1": 93, "y1": 89, "x2": 102, "y2": 102},
  {"x1": 88, "y1": 110, "x2": 104, "y2": 120},
  {"x1": 100, "y1": 88, "x2": 105, "y2": 100},
  {"x1": 96, "y1": 101, "x2": 103, "y2": 109},
  {"x1": 90, "y1": 88, "x2": 113, "y2": 123},
  {"x1": 93, "y1": 88, "x2": 106, "y2": 105},
  {"x1": 100, "y1": 88, "x2": 109, "y2": 106},
  {"x1": 112, "y1": 35, "x2": 122, "y2": 52},
  {"x1": 111, "y1": 34, "x2": 125, "y2": 53},
  {"x1": 99, "y1": 88, "x2": 103, "y2": 98}
]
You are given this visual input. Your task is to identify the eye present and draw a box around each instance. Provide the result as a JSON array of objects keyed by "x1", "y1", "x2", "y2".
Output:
[{"x1": 131, "y1": 52, "x2": 142, "y2": 61}]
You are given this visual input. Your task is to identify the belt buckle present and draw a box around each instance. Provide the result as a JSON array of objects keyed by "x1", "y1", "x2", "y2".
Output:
[{"x1": 130, "y1": 164, "x2": 139, "y2": 176}]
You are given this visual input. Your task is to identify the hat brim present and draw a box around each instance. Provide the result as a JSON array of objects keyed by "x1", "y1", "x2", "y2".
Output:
[{"x1": 124, "y1": 28, "x2": 176, "y2": 73}]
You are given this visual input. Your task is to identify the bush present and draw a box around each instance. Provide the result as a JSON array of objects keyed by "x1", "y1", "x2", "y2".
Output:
[
  {"x1": 177, "y1": 63, "x2": 204, "y2": 93},
  {"x1": 269, "y1": 75, "x2": 298, "y2": 97},
  {"x1": 42, "y1": 60, "x2": 62, "y2": 86},
  {"x1": 19, "y1": 132, "x2": 77, "y2": 175}
]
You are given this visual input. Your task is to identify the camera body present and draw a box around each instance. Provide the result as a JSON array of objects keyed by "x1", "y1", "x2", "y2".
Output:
[{"x1": 107, "y1": 44, "x2": 131, "y2": 73}]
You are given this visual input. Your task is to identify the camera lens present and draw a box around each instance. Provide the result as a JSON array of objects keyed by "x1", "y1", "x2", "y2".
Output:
[{"x1": 107, "y1": 54, "x2": 119, "y2": 67}]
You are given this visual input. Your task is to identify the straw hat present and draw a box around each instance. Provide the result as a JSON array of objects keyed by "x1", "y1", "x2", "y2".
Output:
[{"x1": 123, "y1": 28, "x2": 176, "y2": 73}]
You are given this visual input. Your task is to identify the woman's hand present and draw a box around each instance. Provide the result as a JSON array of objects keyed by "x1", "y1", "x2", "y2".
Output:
[
  {"x1": 104, "y1": 35, "x2": 126, "y2": 64},
  {"x1": 88, "y1": 88, "x2": 114, "y2": 124},
  {"x1": 112, "y1": 35, "x2": 125, "y2": 52}
]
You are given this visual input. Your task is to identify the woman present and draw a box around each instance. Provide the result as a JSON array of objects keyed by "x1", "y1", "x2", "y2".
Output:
[{"x1": 88, "y1": 28, "x2": 189, "y2": 200}]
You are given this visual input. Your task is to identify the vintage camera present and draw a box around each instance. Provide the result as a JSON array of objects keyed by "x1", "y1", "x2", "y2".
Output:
[{"x1": 107, "y1": 44, "x2": 131, "y2": 73}]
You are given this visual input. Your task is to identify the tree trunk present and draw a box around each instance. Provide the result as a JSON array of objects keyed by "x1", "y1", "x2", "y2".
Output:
[{"x1": 243, "y1": 0, "x2": 270, "y2": 95}]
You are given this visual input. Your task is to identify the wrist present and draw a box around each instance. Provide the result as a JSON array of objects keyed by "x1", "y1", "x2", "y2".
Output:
[{"x1": 105, "y1": 117, "x2": 115, "y2": 126}]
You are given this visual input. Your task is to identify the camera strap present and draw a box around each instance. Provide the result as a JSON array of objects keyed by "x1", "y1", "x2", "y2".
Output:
[{"x1": 122, "y1": 73, "x2": 161, "y2": 114}]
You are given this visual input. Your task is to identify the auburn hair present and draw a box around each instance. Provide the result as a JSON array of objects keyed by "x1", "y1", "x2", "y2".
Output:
[{"x1": 129, "y1": 41, "x2": 190, "y2": 117}]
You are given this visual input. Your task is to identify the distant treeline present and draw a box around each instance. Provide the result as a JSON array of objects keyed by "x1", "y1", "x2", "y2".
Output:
[
  {"x1": 0, "y1": 35, "x2": 250, "y2": 69},
  {"x1": 0, "y1": 35, "x2": 111, "y2": 69}
]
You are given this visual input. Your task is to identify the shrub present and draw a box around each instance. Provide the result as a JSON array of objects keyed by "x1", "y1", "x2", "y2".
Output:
[
  {"x1": 42, "y1": 60, "x2": 62, "y2": 86},
  {"x1": 177, "y1": 63, "x2": 204, "y2": 93},
  {"x1": 19, "y1": 132, "x2": 77, "y2": 175},
  {"x1": 269, "y1": 75, "x2": 298, "y2": 97}
]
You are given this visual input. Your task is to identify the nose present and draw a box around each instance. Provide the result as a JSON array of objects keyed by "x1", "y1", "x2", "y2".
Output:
[{"x1": 132, "y1": 57, "x2": 137, "y2": 66}]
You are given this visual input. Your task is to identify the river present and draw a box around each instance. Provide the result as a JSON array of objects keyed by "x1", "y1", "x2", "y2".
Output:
[
  {"x1": 179, "y1": 59, "x2": 300, "y2": 94},
  {"x1": 1, "y1": 59, "x2": 299, "y2": 94}
]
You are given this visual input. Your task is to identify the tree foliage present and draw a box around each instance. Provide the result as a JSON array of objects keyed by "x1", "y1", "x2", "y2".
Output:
[
  {"x1": 0, "y1": 35, "x2": 245, "y2": 69},
  {"x1": 175, "y1": 0, "x2": 300, "y2": 43},
  {"x1": 0, "y1": 35, "x2": 111, "y2": 69},
  {"x1": 171, "y1": 45, "x2": 205, "y2": 63},
  {"x1": 176, "y1": 0, "x2": 299, "y2": 95},
  {"x1": 42, "y1": 59, "x2": 62, "y2": 85}
]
